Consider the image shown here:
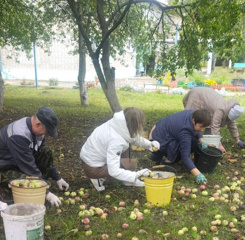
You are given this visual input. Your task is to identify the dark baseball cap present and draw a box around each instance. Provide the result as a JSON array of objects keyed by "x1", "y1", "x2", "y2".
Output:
[{"x1": 36, "y1": 107, "x2": 59, "y2": 137}]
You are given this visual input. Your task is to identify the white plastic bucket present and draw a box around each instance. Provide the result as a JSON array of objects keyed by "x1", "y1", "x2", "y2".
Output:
[
  {"x1": 203, "y1": 135, "x2": 221, "y2": 148},
  {"x1": 1, "y1": 203, "x2": 46, "y2": 240}
]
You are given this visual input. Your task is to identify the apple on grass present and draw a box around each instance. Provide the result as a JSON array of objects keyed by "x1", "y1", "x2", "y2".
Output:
[
  {"x1": 119, "y1": 201, "x2": 126, "y2": 207},
  {"x1": 122, "y1": 223, "x2": 129, "y2": 229},
  {"x1": 44, "y1": 225, "x2": 51, "y2": 231}
]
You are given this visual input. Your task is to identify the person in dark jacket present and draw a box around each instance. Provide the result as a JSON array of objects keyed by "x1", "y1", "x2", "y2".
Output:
[
  {"x1": 149, "y1": 109, "x2": 211, "y2": 184},
  {"x1": 0, "y1": 107, "x2": 69, "y2": 207}
]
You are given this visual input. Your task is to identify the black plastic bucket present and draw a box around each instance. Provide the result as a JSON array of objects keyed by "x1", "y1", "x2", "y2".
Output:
[{"x1": 194, "y1": 146, "x2": 223, "y2": 173}]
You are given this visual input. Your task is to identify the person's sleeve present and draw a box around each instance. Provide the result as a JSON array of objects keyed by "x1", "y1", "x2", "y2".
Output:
[
  {"x1": 178, "y1": 131, "x2": 196, "y2": 171},
  {"x1": 7, "y1": 136, "x2": 42, "y2": 178},
  {"x1": 131, "y1": 136, "x2": 151, "y2": 150},
  {"x1": 210, "y1": 110, "x2": 223, "y2": 135},
  {"x1": 227, "y1": 120, "x2": 239, "y2": 138},
  {"x1": 106, "y1": 140, "x2": 137, "y2": 182},
  {"x1": 196, "y1": 131, "x2": 203, "y2": 140}
]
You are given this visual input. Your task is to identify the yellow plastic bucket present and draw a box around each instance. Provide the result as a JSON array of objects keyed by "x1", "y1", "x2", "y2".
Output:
[
  {"x1": 9, "y1": 178, "x2": 49, "y2": 205},
  {"x1": 142, "y1": 171, "x2": 176, "y2": 206}
]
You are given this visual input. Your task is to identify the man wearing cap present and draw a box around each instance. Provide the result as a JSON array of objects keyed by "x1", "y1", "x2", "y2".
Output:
[
  {"x1": 183, "y1": 87, "x2": 244, "y2": 152},
  {"x1": 0, "y1": 106, "x2": 69, "y2": 207}
]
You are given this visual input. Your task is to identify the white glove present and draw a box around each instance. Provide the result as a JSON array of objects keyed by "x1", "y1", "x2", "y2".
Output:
[
  {"x1": 149, "y1": 141, "x2": 160, "y2": 152},
  {"x1": 56, "y1": 178, "x2": 69, "y2": 191},
  {"x1": 0, "y1": 201, "x2": 8, "y2": 212},
  {"x1": 135, "y1": 168, "x2": 151, "y2": 179},
  {"x1": 123, "y1": 179, "x2": 145, "y2": 187},
  {"x1": 46, "y1": 192, "x2": 61, "y2": 207},
  {"x1": 134, "y1": 179, "x2": 145, "y2": 187}
]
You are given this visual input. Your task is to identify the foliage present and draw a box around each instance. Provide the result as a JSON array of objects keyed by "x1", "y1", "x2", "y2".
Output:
[
  {"x1": 119, "y1": 85, "x2": 135, "y2": 92},
  {"x1": 0, "y1": 86, "x2": 245, "y2": 239},
  {"x1": 188, "y1": 71, "x2": 206, "y2": 84},
  {"x1": 0, "y1": 0, "x2": 55, "y2": 56},
  {"x1": 20, "y1": 79, "x2": 34, "y2": 86},
  {"x1": 210, "y1": 67, "x2": 236, "y2": 85},
  {"x1": 204, "y1": 79, "x2": 217, "y2": 85},
  {"x1": 2, "y1": 0, "x2": 245, "y2": 112}
]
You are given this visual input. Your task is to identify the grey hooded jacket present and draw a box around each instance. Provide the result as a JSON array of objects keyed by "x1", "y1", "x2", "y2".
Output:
[{"x1": 183, "y1": 87, "x2": 240, "y2": 138}]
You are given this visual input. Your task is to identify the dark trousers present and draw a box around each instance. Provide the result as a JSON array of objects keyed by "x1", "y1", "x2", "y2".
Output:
[
  {"x1": 0, "y1": 148, "x2": 54, "y2": 189},
  {"x1": 150, "y1": 138, "x2": 199, "y2": 164}
]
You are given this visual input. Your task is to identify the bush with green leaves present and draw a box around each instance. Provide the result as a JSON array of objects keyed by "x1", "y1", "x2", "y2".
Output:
[{"x1": 49, "y1": 78, "x2": 59, "y2": 86}]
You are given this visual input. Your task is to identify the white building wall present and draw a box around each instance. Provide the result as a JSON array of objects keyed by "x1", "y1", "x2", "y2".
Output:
[{"x1": 1, "y1": 40, "x2": 136, "y2": 83}]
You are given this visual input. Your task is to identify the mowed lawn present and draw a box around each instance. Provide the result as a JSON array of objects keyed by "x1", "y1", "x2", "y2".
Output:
[{"x1": 0, "y1": 85, "x2": 245, "y2": 240}]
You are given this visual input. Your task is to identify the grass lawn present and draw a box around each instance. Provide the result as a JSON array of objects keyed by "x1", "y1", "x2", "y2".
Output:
[{"x1": 0, "y1": 85, "x2": 245, "y2": 240}]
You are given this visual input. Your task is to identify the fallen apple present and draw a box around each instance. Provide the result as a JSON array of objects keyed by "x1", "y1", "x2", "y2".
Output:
[
  {"x1": 200, "y1": 185, "x2": 206, "y2": 191},
  {"x1": 44, "y1": 225, "x2": 51, "y2": 231},
  {"x1": 119, "y1": 201, "x2": 126, "y2": 207},
  {"x1": 178, "y1": 230, "x2": 184, "y2": 236},
  {"x1": 201, "y1": 190, "x2": 208, "y2": 196},
  {"x1": 122, "y1": 223, "x2": 129, "y2": 229},
  {"x1": 116, "y1": 233, "x2": 122, "y2": 238}
]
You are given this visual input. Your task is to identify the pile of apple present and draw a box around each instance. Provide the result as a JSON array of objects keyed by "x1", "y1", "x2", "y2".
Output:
[
  {"x1": 10, "y1": 179, "x2": 47, "y2": 188},
  {"x1": 148, "y1": 171, "x2": 168, "y2": 179}
]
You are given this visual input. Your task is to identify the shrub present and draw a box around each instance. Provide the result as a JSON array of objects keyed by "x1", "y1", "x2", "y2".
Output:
[
  {"x1": 49, "y1": 78, "x2": 59, "y2": 86},
  {"x1": 188, "y1": 72, "x2": 205, "y2": 84},
  {"x1": 119, "y1": 85, "x2": 134, "y2": 92},
  {"x1": 204, "y1": 79, "x2": 217, "y2": 85}
]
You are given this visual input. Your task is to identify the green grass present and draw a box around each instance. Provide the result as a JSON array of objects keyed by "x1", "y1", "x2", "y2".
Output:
[{"x1": 0, "y1": 85, "x2": 245, "y2": 240}]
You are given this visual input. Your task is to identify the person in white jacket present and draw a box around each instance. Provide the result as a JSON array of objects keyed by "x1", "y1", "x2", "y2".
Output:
[{"x1": 80, "y1": 107, "x2": 160, "y2": 191}]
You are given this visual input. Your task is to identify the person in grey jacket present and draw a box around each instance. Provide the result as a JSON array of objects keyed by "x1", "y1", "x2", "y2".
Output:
[
  {"x1": 80, "y1": 107, "x2": 160, "y2": 191},
  {"x1": 183, "y1": 87, "x2": 244, "y2": 152},
  {"x1": 0, "y1": 107, "x2": 69, "y2": 207}
]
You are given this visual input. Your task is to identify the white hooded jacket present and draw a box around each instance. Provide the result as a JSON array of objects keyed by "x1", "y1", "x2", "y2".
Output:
[{"x1": 80, "y1": 111, "x2": 152, "y2": 183}]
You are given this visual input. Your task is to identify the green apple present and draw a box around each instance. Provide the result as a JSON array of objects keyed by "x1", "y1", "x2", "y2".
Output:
[
  {"x1": 149, "y1": 172, "x2": 154, "y2": 178},
  {"x1": 44, "y1": 225, "x2": 51, "y2": 231}
]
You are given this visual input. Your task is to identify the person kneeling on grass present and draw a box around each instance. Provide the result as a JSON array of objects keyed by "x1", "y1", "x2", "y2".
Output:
[
  {"x1": 0, "y1": 107, "x2": 69, "y2": 207},
  {"x1": 80, "y1": 107, "x2": 160, "y2": 191},
  {"x1": 148, "y1": 109, "x2": 211, "y2": 184}
]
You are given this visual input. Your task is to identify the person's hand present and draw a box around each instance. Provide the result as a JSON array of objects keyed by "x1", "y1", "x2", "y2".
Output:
[
  {"x1": 198, "y1": 142, "x2": 208, "y2": 150},
  {"x1": 56, "y1": 178, "x2": 69, "y2": 191},
  {"x1": 196, "y1": 173, "x2": 207, "y2": 184},
  {"x1": 123, "y1": 179, "x2": 145, "y2": 187},
  {"x1": 46, "y1": 192, "x2": 61, "y2": 207},
  {"x1": 133, "y1": 179, "x2": 145, "y2": 187},
  {"x1": 219, "y1": 142, "x2": 226, "y2": 153},
  {"x1": 135, "y1": 168, "x2": 151, "y2": 179},
  {"x1": 0, "y1": 201, "x2": 8, "y2": 212},
  {"x1": 149, "y1": 141, "x2": 160, "y2": 152},
  {"x1": 237, "y1": 140, "x2": 245, "y2": 149}
]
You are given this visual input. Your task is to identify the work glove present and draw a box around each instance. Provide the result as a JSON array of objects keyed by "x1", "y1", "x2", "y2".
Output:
[
  {"x1": 237, "y1": 140, "x2": 245, "y2": 149},
  {"x1": 0, "y1": 201, "x2": 8, "y2": 213},
  {"x1": 123, "y1": 179, "x2": 145, "y2": 187},
  {"x1": 46, "y1": 192, "x2": 61, "y2": 207},
  {"x1": 198, "y1": 142, "x2": 208, "y2": 150},
  {"x1": 56, "y1": 178, "x2": 69, "y2": 191},
  {"x1": 135, "y1": 168, "x2": 151, "y2": 179},
  {"x1": 149, "y1": 141, "x2": 160, "y2": 152},
  {"x1": 195, "y1": 173, "x2": 207, "y2": 184}
]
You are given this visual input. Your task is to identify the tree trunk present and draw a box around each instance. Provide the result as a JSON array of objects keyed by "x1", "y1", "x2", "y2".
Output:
[
  {"x1": 0, "y1": 71, "x2": 4, "y2": 112},
  {"x1": 78, "y1": 32, "x2": 88, "y2": 106}
]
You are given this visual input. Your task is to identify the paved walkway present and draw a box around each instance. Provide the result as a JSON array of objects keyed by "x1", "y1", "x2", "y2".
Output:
[{"x1": 4, "y1": 76, "x2": 157, "y2": 89}]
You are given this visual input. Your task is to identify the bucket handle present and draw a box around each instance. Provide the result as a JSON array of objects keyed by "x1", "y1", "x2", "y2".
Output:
[
  {"x1": 152, "y1": 165, "x2": 177, "y2": 174},
  {"x1": 26, "y1": 176, "x2": 39, "y2": 180}
]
